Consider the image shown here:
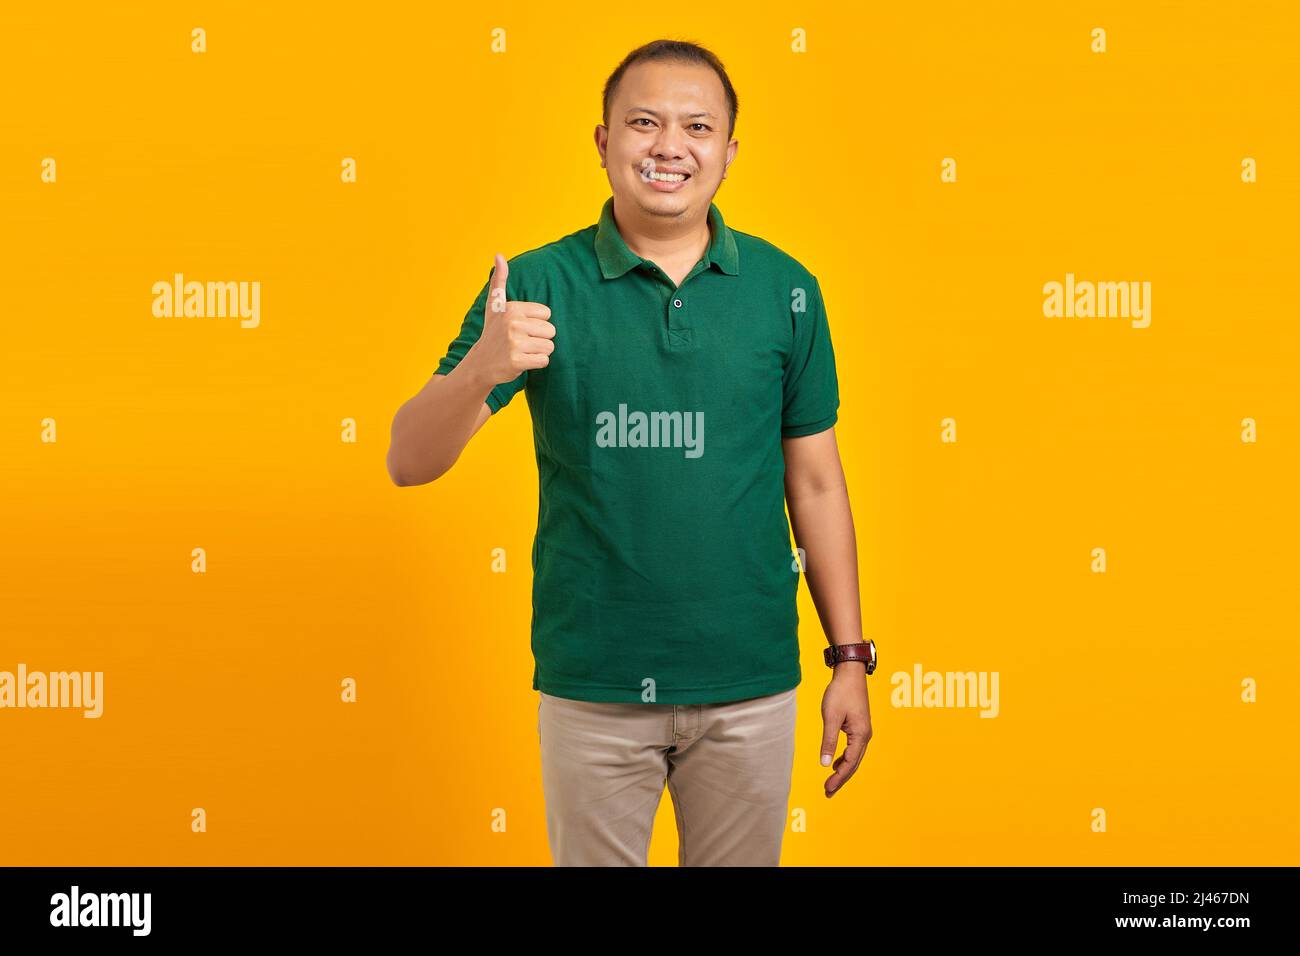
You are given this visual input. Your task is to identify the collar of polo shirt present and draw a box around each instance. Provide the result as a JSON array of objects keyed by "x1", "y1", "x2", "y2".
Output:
[{"x1": 593, "y1": 196, "x2": 740, "y2": 280}]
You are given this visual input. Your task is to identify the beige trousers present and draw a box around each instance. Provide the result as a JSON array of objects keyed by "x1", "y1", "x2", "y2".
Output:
[{"x1": 537, "y1": 687, "x2": 798, "y2": 866}]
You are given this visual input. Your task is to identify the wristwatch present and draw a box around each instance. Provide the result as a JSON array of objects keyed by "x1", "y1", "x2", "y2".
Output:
[{"x1": 824, "y1": 639, "x2": 877, "y2": 675}]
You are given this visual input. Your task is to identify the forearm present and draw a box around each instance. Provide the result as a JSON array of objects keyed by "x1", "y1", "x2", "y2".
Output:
[
  {"x1": 786, "y1": 481, "x2": 865, "y2": 652},
  {"x1": 387, "y1": 349, "x2": 494, "y2": 486}
]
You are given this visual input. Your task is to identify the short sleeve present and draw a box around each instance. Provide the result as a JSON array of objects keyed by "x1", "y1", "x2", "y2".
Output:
[
  {"x1": 434, "y1": 265, "x2": 528, "y2": 414},
  {"x1": 781, "y1": 273, "x2": 840, "y2": 436}
]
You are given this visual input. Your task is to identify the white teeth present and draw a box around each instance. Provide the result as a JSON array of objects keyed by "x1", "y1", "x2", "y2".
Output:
[{"x1": 647, "y1": 171, "x2": 686, "y2": 182}]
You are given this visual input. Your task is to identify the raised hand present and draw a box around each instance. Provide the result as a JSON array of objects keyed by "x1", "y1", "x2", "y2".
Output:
[{"x1": 467, "y1": 253, "x2": 555, "y2": 385}]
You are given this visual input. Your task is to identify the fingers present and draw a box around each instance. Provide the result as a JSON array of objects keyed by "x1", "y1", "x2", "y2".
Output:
[
  {"x1": 824, "y1": 724, "x2": 871, "y2": 797},
  {"x1": 515, "y1": 302, "x2": 552, "y2": 321},
  {"x1": 514, "y1": 350, "x2": 551, "y2": 370},
  {"x1": 825, "y1": 732, "x2": 867, "y2": 795},
  {"x1": 515, "y1": 334, "x2": 555, "y2": 355},
  {"x1": 513, "y1": 317, "x2": 555, "y2": 339}
]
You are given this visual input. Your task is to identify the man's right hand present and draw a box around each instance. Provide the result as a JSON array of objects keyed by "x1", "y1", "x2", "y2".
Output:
[{"x1": 465, "y1": 253, "x2": 555, "y2": 385}]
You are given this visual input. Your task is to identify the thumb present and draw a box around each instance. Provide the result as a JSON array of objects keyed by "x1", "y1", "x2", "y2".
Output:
[
  {"x1": 488, "y1": 253, "x2": 509, "y2": 314},
  {"x1": 820, "y1": 716, "x2": 841, "y2": 767}
]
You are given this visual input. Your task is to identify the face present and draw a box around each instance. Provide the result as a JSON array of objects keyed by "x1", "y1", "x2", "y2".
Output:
[{"x1": 595, "y1": 59, "x2": 738, "y2": 223}]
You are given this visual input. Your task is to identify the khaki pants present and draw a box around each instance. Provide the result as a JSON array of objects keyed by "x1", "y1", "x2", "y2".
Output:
[{"x1": 537, "y1": 687, "x2": 798, "y2": 866}]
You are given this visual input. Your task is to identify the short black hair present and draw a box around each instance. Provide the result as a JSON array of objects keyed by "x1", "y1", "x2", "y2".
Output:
[{"x1": 602, "y1": 39, "x2": 739, "y2": 140}]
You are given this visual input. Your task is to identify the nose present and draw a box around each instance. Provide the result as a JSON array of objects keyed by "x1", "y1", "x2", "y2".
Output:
[{"x1": 649, "y1": 124, "x2": 688, "y2": 161}]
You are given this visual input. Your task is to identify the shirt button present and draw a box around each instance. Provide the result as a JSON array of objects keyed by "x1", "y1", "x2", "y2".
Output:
[{"x1": 673, "y1": 298, "x2": 683, "y2": 308}]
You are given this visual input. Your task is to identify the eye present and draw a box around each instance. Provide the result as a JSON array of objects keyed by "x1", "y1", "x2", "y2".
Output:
[
  {"x1": 689, "y1": 123, "x2": 711, "y2": 132},
  {"x1": 630, "y1": 117, "x2": 654, "y2": 127}
]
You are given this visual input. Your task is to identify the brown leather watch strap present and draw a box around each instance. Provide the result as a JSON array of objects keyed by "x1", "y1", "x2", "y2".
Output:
[{"x1": 824, "y1": 640, "x2": 877, "y2": 674}]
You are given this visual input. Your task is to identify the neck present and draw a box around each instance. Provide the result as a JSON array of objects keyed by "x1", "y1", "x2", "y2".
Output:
[{"x1": 612, "y1": 196, "x2": 712, "y2": 265}]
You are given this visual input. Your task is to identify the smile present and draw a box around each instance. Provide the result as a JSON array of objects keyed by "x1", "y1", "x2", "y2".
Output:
[{"x1": 640, "y1": 167, "x2": 692, "y2": 192}]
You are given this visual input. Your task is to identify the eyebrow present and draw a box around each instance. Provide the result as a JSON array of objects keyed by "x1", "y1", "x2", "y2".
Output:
[{"x1": 626, "y1": 107, "x2": 716, "y2": 121}]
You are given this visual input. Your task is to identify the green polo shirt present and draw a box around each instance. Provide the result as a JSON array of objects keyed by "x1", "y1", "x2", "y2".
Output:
[{"x1": 436, "y1": 196, "x2": 839, "y2": 704}]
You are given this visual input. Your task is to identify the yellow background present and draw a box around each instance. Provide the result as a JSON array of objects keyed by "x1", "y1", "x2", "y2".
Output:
[{"x1": 1, "y1": 2, "x2": 1296, "y2": 865}]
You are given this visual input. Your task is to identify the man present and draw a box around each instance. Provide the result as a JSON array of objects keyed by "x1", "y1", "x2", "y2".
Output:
[{"x1": 387, "y1": 39, "x2": 875, "y2": 867}]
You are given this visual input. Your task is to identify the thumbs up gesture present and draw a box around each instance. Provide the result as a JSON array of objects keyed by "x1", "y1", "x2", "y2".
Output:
[{"x1": 466, "y1": 253, "x2": 555, "y2": 385}]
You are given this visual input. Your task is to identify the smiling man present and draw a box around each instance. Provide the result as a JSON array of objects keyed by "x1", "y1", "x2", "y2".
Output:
[{"x1": 387, "y1": 38, "x2": 876, "y2": 867}]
